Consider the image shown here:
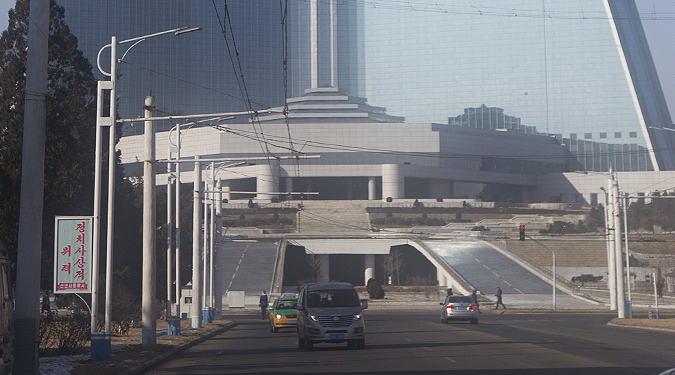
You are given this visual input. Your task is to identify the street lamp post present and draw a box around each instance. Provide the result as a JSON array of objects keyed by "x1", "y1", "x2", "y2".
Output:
[{"x1": 93, "y1": 26, "x2": 202, "y2": 355}]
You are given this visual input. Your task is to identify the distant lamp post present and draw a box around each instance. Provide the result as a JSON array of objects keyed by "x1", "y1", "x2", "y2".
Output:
[{"x1": 92, "y1": 26, "x2": 202, "y2": 356}]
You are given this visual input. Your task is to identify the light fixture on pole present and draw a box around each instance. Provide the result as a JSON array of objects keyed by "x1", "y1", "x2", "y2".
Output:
[{"x1": 93, "y1": 25, "x2": 202, "y2": 354}]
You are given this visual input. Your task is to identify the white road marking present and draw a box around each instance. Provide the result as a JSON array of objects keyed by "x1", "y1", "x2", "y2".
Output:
[
  {"x1": 235, "y1": 265, "x2": 240, "y2": 272},
  {"x1": 444, "y1": 357, "x2": 457, "y2": 363},
  {"x1": 492, "y1": 271, "x2": 500, "y2": 277},
  {"x1": 423, "y1": 347, "x2": 431, "y2": 351},
  {"x1": 404, "y1": 337, "x2": 412, "y2": 342},
  {"x1": 504, "y1": 280, "x2": 512, "y2": 286},
  {"x1": 515, "y1": 288, "x2": 523, "y2": 294},
  {"x1": 482, "y1": 264, "x2": 491, "y2": 270}
]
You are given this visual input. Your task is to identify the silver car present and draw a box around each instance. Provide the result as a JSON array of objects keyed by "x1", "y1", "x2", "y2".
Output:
[
  {"x1": 296, "y1": 282, "x2": 367, "y2": 350},
  {"x1": 440, "y1": 295, "x2": 478, "y2": 324}
]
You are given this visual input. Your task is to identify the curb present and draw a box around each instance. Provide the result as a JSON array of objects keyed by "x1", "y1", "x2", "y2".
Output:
[
  {"x1": 122, "y1": 321, "x2": 236, "y2": 375},
  {"x1": 607, "y1": 321, "x2": 675, "y2": 333}
]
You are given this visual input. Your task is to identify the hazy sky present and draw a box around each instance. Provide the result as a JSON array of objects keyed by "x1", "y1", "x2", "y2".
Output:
[{"x1": 0, "y1": 0, "x2": 672, "y2": 121}]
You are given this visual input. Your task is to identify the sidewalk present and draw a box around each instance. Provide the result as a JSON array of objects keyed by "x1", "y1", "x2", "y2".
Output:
[{"x1": 43, "y1": 319, "x2": 235, "y2": 375}]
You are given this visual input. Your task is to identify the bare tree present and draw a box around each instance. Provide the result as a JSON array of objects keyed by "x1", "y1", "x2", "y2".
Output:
[{"x1": 383, "y1": 249, "x2": 405, "y2": 286}]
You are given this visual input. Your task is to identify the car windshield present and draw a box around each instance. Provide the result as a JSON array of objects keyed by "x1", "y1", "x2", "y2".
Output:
[
  {"x1": 275, "y1": 300, "x2": 297, "y2": 309},
  {"x1": 307, "y1": 289, "x2": 360, "y2": 308},
  {"x1": 446, "y1": 296, "x2": 474, "y2": 304}
]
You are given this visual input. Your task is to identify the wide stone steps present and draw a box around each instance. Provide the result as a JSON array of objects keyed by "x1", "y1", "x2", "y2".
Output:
[{"x1": 296, "y1": 200, "x2": 372, "y2": 234}]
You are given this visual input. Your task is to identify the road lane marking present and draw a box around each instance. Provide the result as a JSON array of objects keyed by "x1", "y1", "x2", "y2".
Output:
[
  {"x1": 231, "y1": 273, "x2": 237, "y2": 280},
  {"x1": 515, "y1": 287, "x2": 523, "y2": 294},
  {"x1": 504, "y1": 280, "x2": 512, "y2": 286},
  {"x1": 444, "y1": 357, "x2": 457, "y2": 363},
  {"x1": 423, "y1": 347, "x2": 431, "y2": 351},
  {"x1": 404, "y1": 338, "x2": 412, "y2": 342},
  {"x1": 235, "y1": 265, "x2": 240, "y2": 272},
  {"x1": 483, "y1": 264, "x2": 491, "y2": 270},
  {"x1": 492, "y1": 271, "x2": 500, "y2": 277}
]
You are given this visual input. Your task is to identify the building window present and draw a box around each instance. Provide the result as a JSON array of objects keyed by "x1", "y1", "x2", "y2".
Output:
[
  {"x1": 629, "y1": 132, "x2": 637, "y2": 138},
  {"x1": 585, "y1": 133, "x2": 592, "y2": 139},
  {"x1": 185, "y1": 297, "x2": 192, "y2": 304},
  {"x1": 600, "y1": 133, "x2": 607, "y2": 139},
  {"x1": 615, "y1": 132, "x2": 622, "y2": 138},
  {"x1": 570, "y1": 133, "x2": 577, "y2": 140}
]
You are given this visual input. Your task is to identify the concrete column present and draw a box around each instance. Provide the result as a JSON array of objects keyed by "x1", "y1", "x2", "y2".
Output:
[
  {"x1": 368, "y1": 177, "x2": 377, "y2": 201},
  {"x1": 437, "y1": 267, "x2": 447, "y2": 287},
  {"x1": 142, "y1": 94, "x2": 157, "y2": 345},
  {"x1": 222, "y1": 181, "x2": 231, "y2": 202},
  {"x1": 382, "y1": 164, "x2": 404, "y2": 200},
  {"x1": 310, "y1": 0, "x2": 318, "y2": 88},
  {"x1": 256, "y1": 164, "x2": 279, "y2": 203},
  {"x1": 319, "y1": 254, "x2": 330, "y2": 282},
  {"x1": 364, "y1": 254, "x2": 375, "y2": 285}
]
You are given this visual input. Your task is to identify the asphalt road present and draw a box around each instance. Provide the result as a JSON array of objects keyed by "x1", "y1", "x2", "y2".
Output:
[{"x1": 145, "y1": 310, "x2": 675, "y2": 374}]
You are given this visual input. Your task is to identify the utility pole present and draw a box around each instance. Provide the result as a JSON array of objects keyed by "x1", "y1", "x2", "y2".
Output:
[
  {"x1": 612, "y1": 173, "x2": 626, "y2": 318},
  {"x1": 603, "y1": 184, "x2": 617, "y2": 311},
  {"x1": 14, "y1": 0, "x2": 49, "y2": 372},
  {"x1": 192, "y1": 156, "x2": 203, "y2": 328},
  {"x1": 622, "y1": 193, "x2": 632, "y2": 318},
  {"x1": 142, "y1": 93, "x2": 157, "y2": 344},
  {"x1": 166, "y1": 155, "x2": 173, "y2": 320}
]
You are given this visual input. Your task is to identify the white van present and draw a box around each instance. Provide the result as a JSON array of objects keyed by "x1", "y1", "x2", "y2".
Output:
[{"x1": 296, "y1": 282, "x2": 367, "y2": 350}]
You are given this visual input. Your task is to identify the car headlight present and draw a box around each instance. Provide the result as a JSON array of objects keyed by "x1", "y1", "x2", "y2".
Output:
[
  {"x1": 353, "y1": 314, "x2": 362, "y2": 320},
  {"x1": 275, "y1": 314, "x2": 283, "y2": 319},
  {"x1": 310, "y1": 315, "x2": 319, "y2": 322}
]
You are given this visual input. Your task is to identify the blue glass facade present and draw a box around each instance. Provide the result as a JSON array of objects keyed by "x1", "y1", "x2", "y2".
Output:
[
  {"x1": 55, "y1": 0, "x2": 362, "y2": 135},
  {"x1": 59, "y1": 0, "x2": 672, "y2": 172}
]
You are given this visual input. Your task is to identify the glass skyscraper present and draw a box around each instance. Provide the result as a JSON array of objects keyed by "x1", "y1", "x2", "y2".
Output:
[
  {"x1": 58, "y1": 0, "x2": 672, "y2": 171},
  {"x1": 360, "y1": 0, "x2": 673, "y2": 171}
]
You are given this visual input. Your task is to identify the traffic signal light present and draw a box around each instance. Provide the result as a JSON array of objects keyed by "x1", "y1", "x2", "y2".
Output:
[
  {"x1": 519, "y1": 225, "x2": 525, "y2": 241},
  {"x1": 646, "y1": 273, "x2": 652, "y2": 284}
]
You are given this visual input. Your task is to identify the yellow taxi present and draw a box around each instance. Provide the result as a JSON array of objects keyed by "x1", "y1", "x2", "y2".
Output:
[{"x1": 269, "y1": 295, "x2": 298, "y2": 333}]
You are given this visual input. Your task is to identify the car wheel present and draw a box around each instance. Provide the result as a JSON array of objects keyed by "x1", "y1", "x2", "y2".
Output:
[
  {"x1": 272, "y1": 326, "x2": 278, "y2": 333},
  {"x1": 356, "y1": 338, "x2": 365, "y2": 350},
  {"x1": 305, "y1": 339, "x2": 314, "y2": 351},
  {"x1": 298, "y1": 335, "x2": 305, "y2": 349},
  {"x1": 269, "y1": 324, "x2": 273, "y2": 333},
  {"x1": 470, "y1": 318, "x2": 478, "y2": 325},
  {"x1": 347, "y1": 340, "x2": 356, "y2": 349}
]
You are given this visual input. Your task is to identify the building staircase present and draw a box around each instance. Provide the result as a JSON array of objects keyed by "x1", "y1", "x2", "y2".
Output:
[{"x1": 296, "y1": 200, "x2": 372, "y2": 234}]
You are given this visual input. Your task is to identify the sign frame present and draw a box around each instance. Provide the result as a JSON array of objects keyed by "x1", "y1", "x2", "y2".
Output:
[{"x1": 53, "y1": 216, "x2": 94, "y2": 293}]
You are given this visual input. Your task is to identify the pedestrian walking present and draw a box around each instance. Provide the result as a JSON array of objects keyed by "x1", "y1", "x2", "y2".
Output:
[
  {"x1": 259, "y1": 291, "x2": 268, "y2": 320},
  {"x1": 41, "y1": 292, "x2": 51, "y2": 315},
  {"x1": 495, "y1": 287, "x2": 506, "y2": 310},
  {"x1": 471, "y1": 289, "x2": 481, "y2": 314}
]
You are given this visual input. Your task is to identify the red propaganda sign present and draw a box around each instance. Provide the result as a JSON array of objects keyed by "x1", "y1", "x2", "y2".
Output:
[{"x1": 53, "y1": 216, "x2": 93, "y2": 293}]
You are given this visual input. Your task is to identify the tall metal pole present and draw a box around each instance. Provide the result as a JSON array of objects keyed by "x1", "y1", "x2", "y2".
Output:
[
  {"x1": 192, "y1": 156, "x2": 203, "y2": 328},
  {"x1": 606, "y1": 181, "x2": 617, "y2": 311},
  {"x1": 142, "y1": 94, "x2": 157, "y2": 345},
  {"x1": 214, "y1": 178, "x2": 223, "y2": 319},
  {"x1": 612, "y1": 173, "x2": 626, "y2": 318},
  {"x1": 104, "y1": 35, "x2": 118, "y2": 337},
  {"x1": 167, "y1": 156, "x2": 173, "y2": 319},
  {"x1": 14, "y1": 0, "x2": 49, "y2": 372},
  {"x1": 175, "y1": 124, "x2": 181, "y2": 320},
  {"x1": 210, "y1": 164, "x2": 216, "y2": 311},
  {"x1": 622, "y1": 193, "x2": 632, "y2": 317},
  {"x1": 202, "y1": 184, "x2": 208, "y2": 316}
]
